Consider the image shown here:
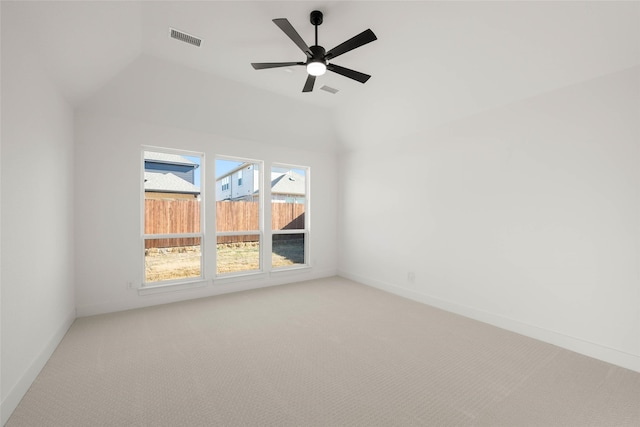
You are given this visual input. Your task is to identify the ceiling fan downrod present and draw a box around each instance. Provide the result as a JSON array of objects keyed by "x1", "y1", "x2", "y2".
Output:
[{"x1": 310, "y1": 10, "x2": 323, "y2": 46}]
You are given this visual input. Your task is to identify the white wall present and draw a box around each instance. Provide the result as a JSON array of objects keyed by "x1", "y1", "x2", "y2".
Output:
[
  {"x1": 338, "y1": 67, "x2": 640, "y2": 372},
  {"x1": 81, "y1": 54, "x2": 339, "y2": 153},
  {"x1": 74, "y1": 58, "x2": 339, "y2": 316},
  {"x1": 1, "y1": 5, "x2": 76, "y2": 423}
]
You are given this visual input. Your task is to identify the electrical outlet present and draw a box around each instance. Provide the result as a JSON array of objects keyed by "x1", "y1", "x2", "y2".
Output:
[
  {"x1": 407, "y1": 271, "x2": 415, "y2": 283},
  {"x1": 126, "y1": 281, "x2": 134, "y2": 290}
]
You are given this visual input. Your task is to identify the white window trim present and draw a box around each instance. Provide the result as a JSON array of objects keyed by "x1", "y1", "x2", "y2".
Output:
[
  {"x1": 270, "y1": 163, "x2": 310, "y2": 269},
  {"x1": 138, "y1": 153, "x2": 312, "y2": 293},
  {"x1": 215, "y1": 156, "x2": 264, "y2": 278},
  {"x1": 141, "y1": 146, "x2": 205, "y2": 289}
]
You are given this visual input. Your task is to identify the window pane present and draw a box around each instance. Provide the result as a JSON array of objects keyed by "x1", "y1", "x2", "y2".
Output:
[
  {"x1": 217, "y1": 234, "x2": 260, "y2": 274},
  {"x1": 216, "y1": 158, "x2": 262, "y2": 276},
  {"x1": 216, "y1": 160, "x2": 259, "y2": 204},
  {"x1": 216, "y1": 160, "x2": 260, "y2": 230},
  {"x1": 143, "y1": 149, "x2": 203, "y2": 286},
  {"x1": 216, "y1": 201, "x2": 259, "y2": 232},
  {"x1": 144, "y1": 151, "x2": 201, "y2": 234},
  {"x1": 145, "y1": 237, "x2": 201, "y2": 283},
  {"x1": 271, "y1": 167, "x2": 305, "y2": 230},
  {"x1": 272, "y1": 233, "x2": 305, "y2": 268},
  {"x1": 145, "y1": 197, "x2": 201, "y2": 234}
]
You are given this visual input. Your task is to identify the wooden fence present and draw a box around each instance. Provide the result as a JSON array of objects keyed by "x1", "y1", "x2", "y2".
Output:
[
  {"x1": 145, "y1": 199, "x2": 200, "y2": 248},
  {"x1": 145, "y1": 199, "x2": 305, "y2": 248}
]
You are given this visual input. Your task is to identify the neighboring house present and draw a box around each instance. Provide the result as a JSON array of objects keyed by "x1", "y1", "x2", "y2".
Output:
[
  {"x1": 216, "y1": 163, "x2": 260, "y2": 201},
  {"x1": 144, "y1": 171, "x2": 200, "y2": 199},
  {"x1": 270, "y1": 171, "x2": 305, "y2": 204},
  {"x1": 215, "y1": 164, "x2": 305, "y2": 203},
  {"x1": 144, "y1": 151, "x2": 200, "y2": 199}
]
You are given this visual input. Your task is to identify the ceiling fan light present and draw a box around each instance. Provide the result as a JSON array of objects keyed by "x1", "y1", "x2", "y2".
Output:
[{"x1": 307, "y1": 61, "x2": 327, "y2": 76}]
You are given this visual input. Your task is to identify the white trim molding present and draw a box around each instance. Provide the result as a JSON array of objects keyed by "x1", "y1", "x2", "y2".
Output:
[
  {"x1": 338, "y1": 271, "x2": 640, "y2": 374},
  {"x1": 1, "y1": 309, "x2": 76, "y2": 425}
]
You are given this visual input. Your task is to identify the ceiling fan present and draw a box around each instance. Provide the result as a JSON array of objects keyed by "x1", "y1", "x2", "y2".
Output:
[{"x1": 251, "y1": 10, "x2": 377, "y2": 93}]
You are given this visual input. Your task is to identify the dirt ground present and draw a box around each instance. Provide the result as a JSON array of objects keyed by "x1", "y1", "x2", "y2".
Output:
[{"x1": 145, "y1": 242, "x2": 304, "y2": 282}]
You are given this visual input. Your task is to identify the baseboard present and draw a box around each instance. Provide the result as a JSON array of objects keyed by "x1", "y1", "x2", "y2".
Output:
[
  {"x1": 76, "y1": 267, "x2": 338, "y2": 317},
  {"x1": 1, "y1": 309, "x2": 76, "y2": 426},
  {"x1": 338, "y1": 270, "x2": 640, "y2": 373}
]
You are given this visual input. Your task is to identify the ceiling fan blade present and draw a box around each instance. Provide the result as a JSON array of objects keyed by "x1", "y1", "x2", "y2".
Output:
[
  {"x1": 325, "y1": 29, "x2": 377, "y2": 60},
  {"x1": 326, "y1": 63, "x2": 371, "y2": 83},
  {"x1": 302, "y1": 74, "x2": 316, "y2": 92},
  {"x1": 273, "y1": 18, "x2": 312, "y2": 57},
  {"x1": 252, "y1": 62, "x2": 304, "y2": 70}
]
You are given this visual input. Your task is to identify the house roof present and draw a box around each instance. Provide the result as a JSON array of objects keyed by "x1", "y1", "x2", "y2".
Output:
[
  {"x1": 270, "y1": 171, "x2": 305, "y2": 196},
  {"x1": 144, "y1": 172, "x2": 200, "y2": 194},
  {"x1": 144, "y1": 151, "x2": 198, "y2": 168}
]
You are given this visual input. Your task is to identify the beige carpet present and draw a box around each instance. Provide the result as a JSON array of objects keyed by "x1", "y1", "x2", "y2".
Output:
[{"x1": 7, "y1": 277, "x2": 640, "y2": 426}]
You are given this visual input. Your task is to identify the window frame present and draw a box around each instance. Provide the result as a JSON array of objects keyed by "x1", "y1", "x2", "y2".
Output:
[
  {"x1": 270, "y1": 163, "x2": 310, "y2": 271},
  {"x1": 141, "y1": 146, "x2": 205, "y2": 288},
  {"x1": 214, "y1": 156, "x2": 264, "y2": 278}
]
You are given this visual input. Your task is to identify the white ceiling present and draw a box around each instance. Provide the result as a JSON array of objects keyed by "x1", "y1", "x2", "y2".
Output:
[{"x1": 5, "y1": 1, "x2": 639, "y2": 145}]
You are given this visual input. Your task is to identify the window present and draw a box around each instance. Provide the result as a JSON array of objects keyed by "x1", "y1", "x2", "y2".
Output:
[
  {"x1": 216, "y1": 158, "x2": 262, "y2": 275},
  {"x1": 142, "y1": 148, "x2": 203, "y2": 285},
  {"x1": 271, "y1": 165, "x2": 308, "y2": 269},
  {"x1": 141, "y1": 151, "x2": 309, "y2": 286}
]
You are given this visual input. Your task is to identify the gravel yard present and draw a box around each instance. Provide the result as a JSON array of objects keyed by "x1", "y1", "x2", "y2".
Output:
[{"x1": 145, "y1": 240, "x2": 304, "y2": 282}]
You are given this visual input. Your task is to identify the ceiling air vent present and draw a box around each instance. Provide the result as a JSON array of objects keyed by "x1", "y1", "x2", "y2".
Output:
[
  {"x1": 320, "y1": 85, "x2": 339, "y2": 94},
  {"x1": 169, "y1": 27, "x2": 202, "y2": 47}
]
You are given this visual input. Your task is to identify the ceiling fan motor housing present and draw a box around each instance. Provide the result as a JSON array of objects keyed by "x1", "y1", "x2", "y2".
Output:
[
  {"x1": 310, "y1": 10, "x2": 323, "y2": 26},
  {"x1": 309, "y1": 45, "x2": 326, "y2": 63}
]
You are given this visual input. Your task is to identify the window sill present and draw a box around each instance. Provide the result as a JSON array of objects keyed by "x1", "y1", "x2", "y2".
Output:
[
  {"x1": 214, "y1": 271, "x2": 267, "y2": 285},
  {"x1": 213, "y1": 265, "x2": 312, "y2": 285},
  {"x1": 138, "y1": 279, "x2": 208, "y2": 296},
  {"x1": 270, "y1": 265, "x2": 312, "y2": 276}
]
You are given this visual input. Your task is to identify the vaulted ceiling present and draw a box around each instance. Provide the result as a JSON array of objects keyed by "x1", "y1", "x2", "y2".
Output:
[{"x1": 4, "y1": 1, "x2": 639, "y2": 149}]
